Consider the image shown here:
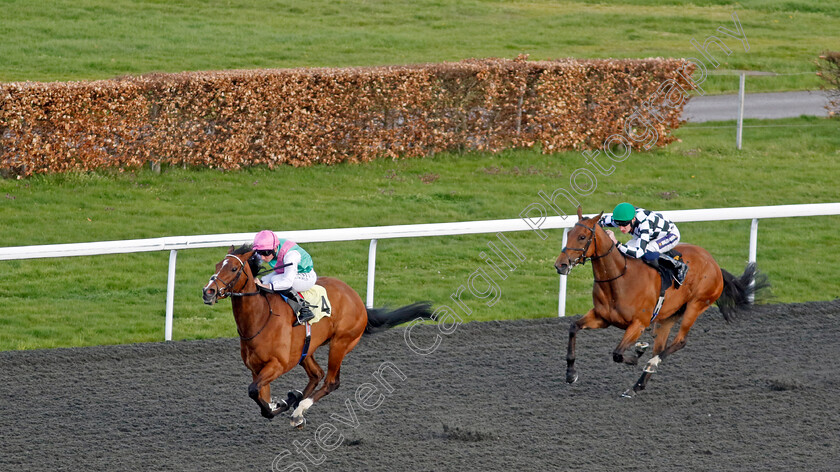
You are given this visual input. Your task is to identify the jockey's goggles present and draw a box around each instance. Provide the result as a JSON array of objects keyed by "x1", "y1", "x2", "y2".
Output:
[
  {"x1": 256, "y1": 249, "x2": 275, "y2": 257},
  {"x1": 615, "y1": 220, "x2": 632, "y2": 227}
]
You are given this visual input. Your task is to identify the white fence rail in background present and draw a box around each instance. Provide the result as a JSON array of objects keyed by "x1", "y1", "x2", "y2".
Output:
[{"x1": 2, "y1": 203, "x2": 839, "y2": 341}]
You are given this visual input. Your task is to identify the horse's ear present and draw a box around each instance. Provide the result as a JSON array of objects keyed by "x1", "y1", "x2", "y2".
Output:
[
  {"x1": 595, "y1": 211, "x2": 604, "y2": 222},
  {"x1": 576, "y1": 206, "x2": 583, "y2": 220},
  {"x1": 228, "y1": 245, "x2": 235, "y2": 254}
]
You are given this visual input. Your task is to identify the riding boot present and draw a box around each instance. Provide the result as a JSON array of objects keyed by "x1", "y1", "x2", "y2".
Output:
[
  {"x1": 643, "y1": 257, "x2": 661, "y2": 272},
  {"x1": 660, "y1": 254, "x2": 688, "y2": 286},
  {"x1": 278, "y1": 290, "x2": 316, "y2": 326}
]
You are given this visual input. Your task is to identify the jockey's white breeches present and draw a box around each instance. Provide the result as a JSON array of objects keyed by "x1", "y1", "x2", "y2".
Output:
[
  {"x1": 261, "y1": 268, "x2": 317, "y2": 293},
  {"x1": 626, "y1": 227, "x2": 681, "y2": 256}
]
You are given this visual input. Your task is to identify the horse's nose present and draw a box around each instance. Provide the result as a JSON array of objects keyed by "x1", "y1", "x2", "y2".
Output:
[
  {"x1": 555, "y1": 262, "x2": 570, "y2": 275},
  {"x1": 203, "y1": 287, "x2": 217, "y2": 305}
]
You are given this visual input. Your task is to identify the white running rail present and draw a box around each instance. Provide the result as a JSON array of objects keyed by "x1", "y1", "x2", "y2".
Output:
[{"x1": 2, "y1": 203, "x2": 839, "y2": 340}]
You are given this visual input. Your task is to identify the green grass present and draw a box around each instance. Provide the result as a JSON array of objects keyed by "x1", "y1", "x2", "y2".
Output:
[
  {"x1": 0, "y1": 0, "x2": 836, "y2": 93},
  {"x1": 1, "y1": 116, "x2": 838, "y2": 350}
]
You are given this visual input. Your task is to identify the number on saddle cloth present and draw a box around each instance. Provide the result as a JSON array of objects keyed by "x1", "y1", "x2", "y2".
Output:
[{"x1": 299, "y1": 285, "x2": 333, "y2": 323}]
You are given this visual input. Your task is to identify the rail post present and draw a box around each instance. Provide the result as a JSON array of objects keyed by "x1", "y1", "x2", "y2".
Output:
[
  {"x1": 736, "y1": 72, "x2": 746, "y2": 150},
  {"x1": 366, "y1": 239, "x2": 378, "y2": 308},
  {"x1": 748, "y1": 218, "x2": 758, "y2": 303},
  {"x1": 558, "y1": 228, "x2": 569, "y2": 317},
  {"x1": 165, "y1": 249, "x2": 177, "y2": 341}
]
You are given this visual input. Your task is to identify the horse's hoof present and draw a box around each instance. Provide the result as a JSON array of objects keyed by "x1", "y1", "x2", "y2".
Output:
[
  {"x1": 634, "y1": 342, "x2": 649, "y2": 356},
  {"x1": 620, "y1": 389, "x2": 634, "y2": 399},
  {"x1": 291, "y1": 416, "x2": 306, "y2": 429},
  {"x1": 566, "y1": 372, "x2": 579, "y2": 384},
  {"x1": 270, "y1": 399, "x2": 290, "y2": 414}
]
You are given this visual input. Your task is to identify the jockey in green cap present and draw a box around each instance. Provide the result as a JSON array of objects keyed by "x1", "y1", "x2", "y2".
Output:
[{"x1": 599, "y1": 202, "x2": 688, "y2": 285}]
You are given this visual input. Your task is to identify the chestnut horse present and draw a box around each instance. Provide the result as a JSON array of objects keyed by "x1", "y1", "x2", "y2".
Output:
[
  {"x1": 202, "y1": 245, "x2": 432, "y2": 427},
  {"x1": 554, "y1": 207, "x2": 768, "y2": 397}
]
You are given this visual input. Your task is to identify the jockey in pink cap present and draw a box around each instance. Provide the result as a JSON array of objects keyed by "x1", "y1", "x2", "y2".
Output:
[{"x1": 252, "y1": 230, "x2": 317, "y2": 326}]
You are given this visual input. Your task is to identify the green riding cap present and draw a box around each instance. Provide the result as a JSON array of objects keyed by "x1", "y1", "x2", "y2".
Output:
[{"x1": 612, "y1": 202, "x2": 636, "y2": 222}]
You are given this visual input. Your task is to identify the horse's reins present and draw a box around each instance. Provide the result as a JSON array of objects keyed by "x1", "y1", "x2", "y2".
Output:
[
  {"x1": 210, "y1": 255, "x2": 293, "y2": 297},
  {"x1": 564, "y1": 222, "x2": 627, "y2": 282}
]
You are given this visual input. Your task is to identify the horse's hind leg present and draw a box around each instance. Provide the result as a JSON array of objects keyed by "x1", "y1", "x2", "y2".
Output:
[
  {"x1": 291, "y1": 335, "x2": 362, "y2": 428},
  {"x1": 657, "y1": 303, "x2": 705, "y2": 361},
  {"x1": 629, "y1": 317, "x2": 677, "y2": 394},
  {"x1": 566, "y1": 309, "x2": 608, "y2": 384},
  {"x1": 629, "y1": 302, "x2": 707, "y2": 395}
]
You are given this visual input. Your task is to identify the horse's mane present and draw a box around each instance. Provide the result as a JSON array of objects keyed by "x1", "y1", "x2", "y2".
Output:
[
  {"x1": 231, "y1": 244, "x2": 261, "y2": 277},
  {"x1": 579, "y1": 215, "x2": 601, "y2": 230},
  {"x1": 232, "y1": 244, "x2": 253, "y2": 255}
]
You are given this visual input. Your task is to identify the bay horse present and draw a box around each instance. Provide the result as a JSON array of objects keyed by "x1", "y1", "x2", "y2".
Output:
[
  {"x1": 202, "y1": 245, "x2": 433, "y2": 427},
  {"x1": 554, "y1": 207, "x2": 768, "y2": 397}
]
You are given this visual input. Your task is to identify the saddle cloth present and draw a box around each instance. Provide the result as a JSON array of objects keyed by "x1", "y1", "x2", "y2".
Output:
[{"x1": 299, "y1": 284, "x2": 332, "y2": 324}]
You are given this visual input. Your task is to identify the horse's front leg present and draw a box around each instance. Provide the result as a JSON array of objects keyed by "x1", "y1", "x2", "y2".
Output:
[
  {"x1": 258, "y1": 357, "x2": 324, "y2": 417},
  {"x1": 567, "y1": 309, "x2": 608, "y2": 384},
  {"x1": 248, "y1": 360, "x2": 289, "y2": 419},
  {"x1": 612, "y1": 320, "x2": 645, "y2": 364}
]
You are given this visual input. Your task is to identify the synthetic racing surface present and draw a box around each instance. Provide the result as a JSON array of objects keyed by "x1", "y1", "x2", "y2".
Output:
[{"x1": 2, "y1": 300, "x2": 839, "y2": 471}]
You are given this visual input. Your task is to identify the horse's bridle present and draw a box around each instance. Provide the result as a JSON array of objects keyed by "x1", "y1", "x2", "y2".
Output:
[
  {"x1": 207, "y1": 254, "x2": 280, "y2": 341},
  {"x1": 563, "y1": 222, "x2": 627, "y2": 282},
  {"x1": 208, "y1": 254, "x2": 261, "y2": 299}
]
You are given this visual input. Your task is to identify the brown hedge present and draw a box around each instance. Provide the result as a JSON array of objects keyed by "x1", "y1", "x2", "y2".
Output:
[{"x1": 0, "y1": 57, "x2": 695, "y2": 177}]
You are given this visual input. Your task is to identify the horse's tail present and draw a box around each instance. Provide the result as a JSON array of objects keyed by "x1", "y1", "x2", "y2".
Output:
[
  {"x1": 365, "y1": 302, "x2": 434, "y2": 335},
  {"x1": 716, "y1": 263, "x2": 771, "y2": 322}
]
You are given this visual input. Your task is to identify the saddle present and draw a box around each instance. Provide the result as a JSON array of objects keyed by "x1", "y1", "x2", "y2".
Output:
[
  {"x1": 258, "y1": 284, "x2": 333, "y2": 324},
  {"x1": 653, "y1": 249, "x2": 684, "y2": 297}
]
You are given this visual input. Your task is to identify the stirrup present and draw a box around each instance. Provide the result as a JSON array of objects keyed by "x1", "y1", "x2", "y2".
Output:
[
  {"x1": 294, "y1": 307, "x2": 315, "y2": 327},
  {"x1": 674, "y1": 264, "x2": 688, "y2": 285}
]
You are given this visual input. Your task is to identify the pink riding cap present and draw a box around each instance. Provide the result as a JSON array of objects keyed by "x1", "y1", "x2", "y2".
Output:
[{"x1": 253, "y1": 230, "x2": 279, "y2": 251}]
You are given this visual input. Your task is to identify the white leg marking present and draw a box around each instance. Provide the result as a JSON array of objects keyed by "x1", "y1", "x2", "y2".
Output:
[
  {"x1": 644, "y1": 355, "x2": 661, "y2": 373},
  {"x1": 293, "y1": 398, "x2": 314, "y2": 417}
]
